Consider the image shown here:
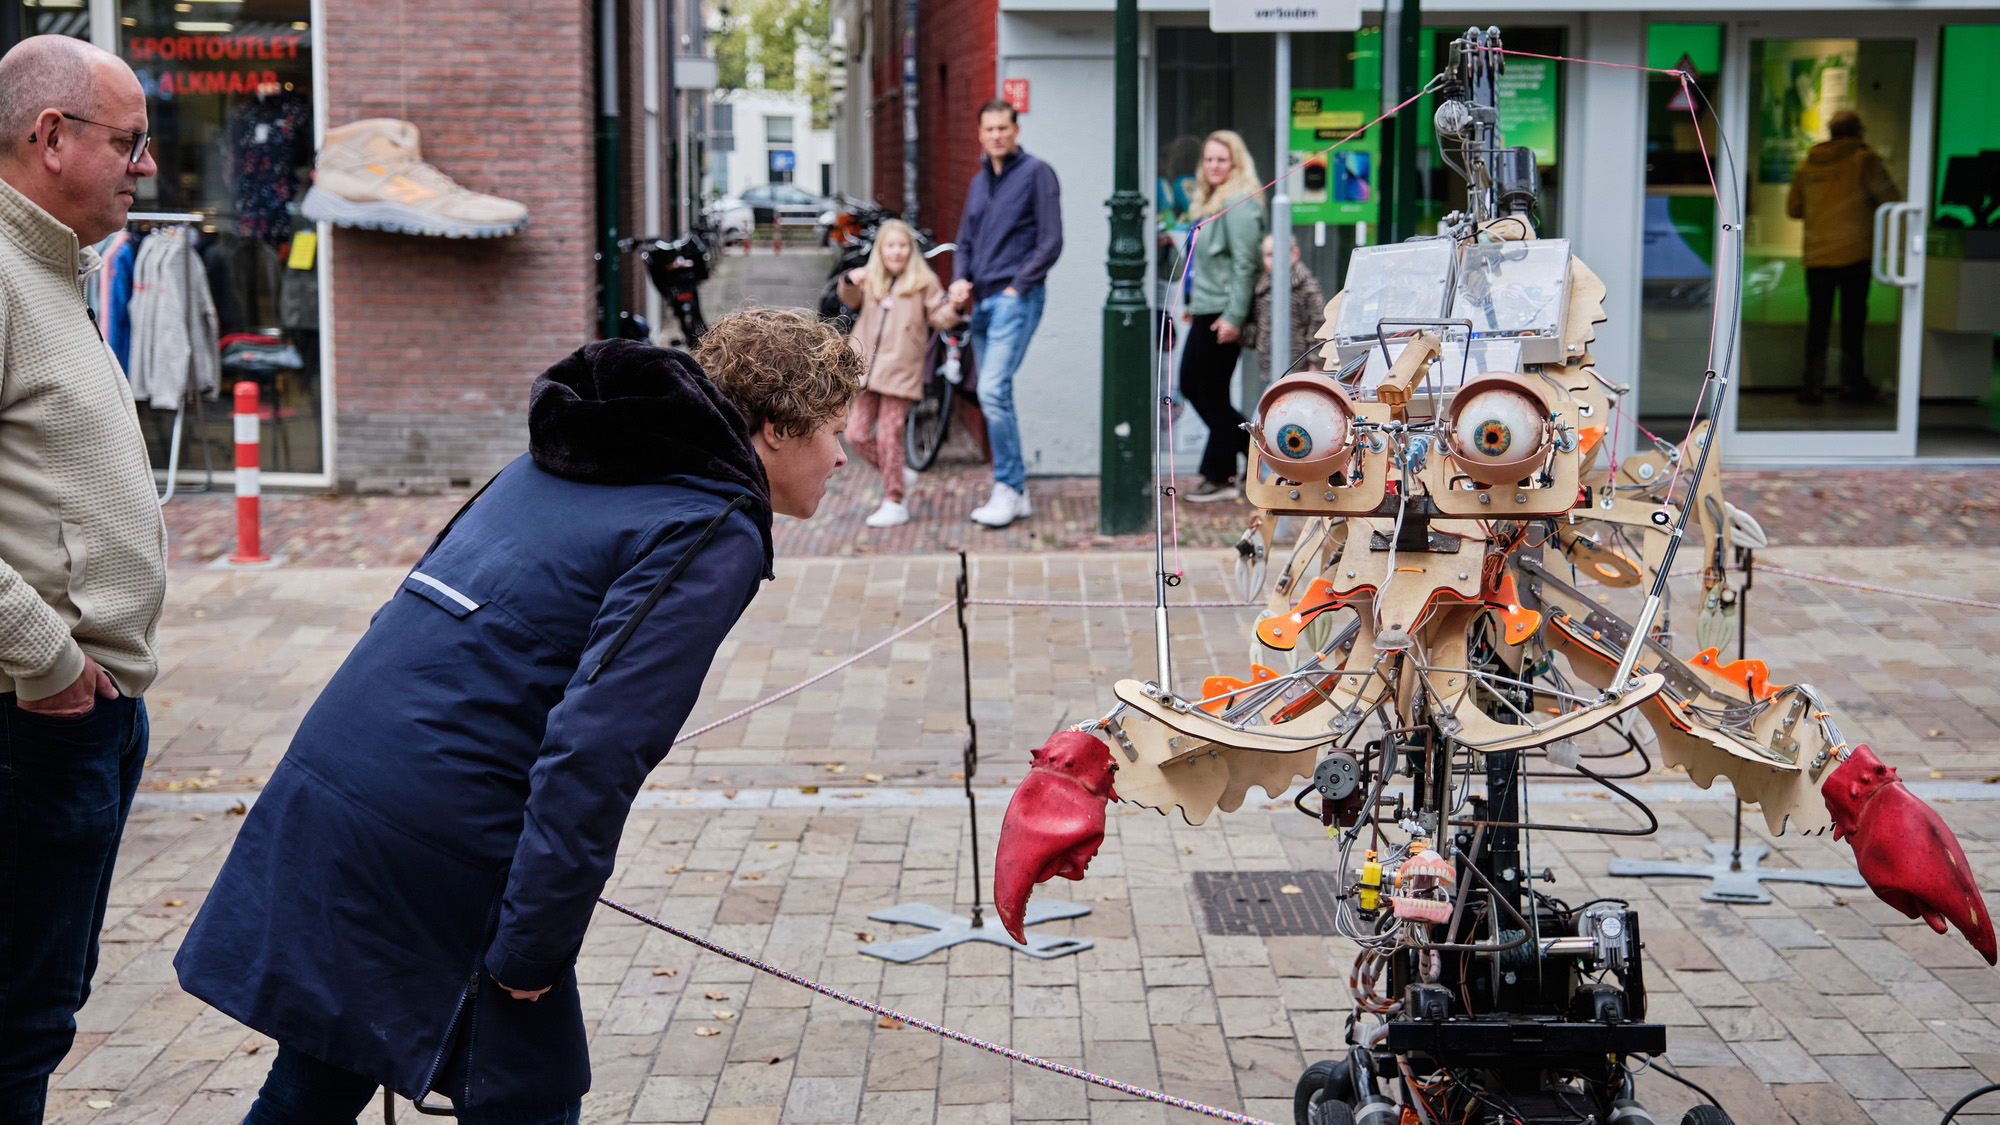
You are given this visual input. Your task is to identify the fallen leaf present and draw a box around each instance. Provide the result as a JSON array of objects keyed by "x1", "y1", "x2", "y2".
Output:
[
  {"x1": 204, "y1": 767, "x2": 224, "y2": 777},
  {"x1": 190, "y1": 813, "x2": 207, "y2": 822},
  {"x1": 652, "y1": 967, "x2": 680, "y2": 977},
  {"x1": 675, "y1": 795, "x2": 698, "y2": 805},
  {"x1": 823, "y1": 763, "x2": 848, "y2": 774},
  {"x1": 800, "y1": 785, "x2": 819, "y2": 795},
  {"x1": 227, "y1": 800, "x2": 247, "y2": 815},
  {"x1": 704, "y1": 989, "x2": 730, "y2": 1001},
  {"x1": 165, "y1": 899, "x2": 185, "y2": 908},
  {"x1": 768, "y1": 1056, "x2": 784, "y2": 1065},
  {"x1": 1929, "y1": 729, "x2": 1948, "y2": 738},
  {"x1": 1932, "y1": 770, "x2": 1946, "y2": 779},
  {"x1": 87, "y1": 1100, "x2": 113, "y2": 1110},
  {"x1": 864, "y1": 772, "x2": 884, "y2": 782},
  {"x1": 820, "y1": 649, "x2": 836, "y2": 656},
  {"x1": 711, "y1": 1009, "x2": 736, "y2": 1020},
  {"x1": 707, "y1": 776, "x2": 726, "y2": 783},
  {"x1": 855, "y1": 931, "x2": 876, "y2": 942},
  {"x1": 835, "y1": 793, "x2": 866, "y2": 800},
  {"x1": 702, "y1": 874, "x2": 718, "y2": 882},
  {"x1": 694, "y1": 1026, "x2": 721, "y2": 1037},
  {"x1": 741, "y1": 871, "x2": 766, "y2": 881},
  {"x1": 950, "y1": 771, "x2": 966, "y2": 781},
  {"x1": 243, "y1": 1043, "x2": 263, "y2": 1055},
  {"x1": 665, "y1": 864, "x2": 686, "y2": 874},
  {"x1": 877, "y1": 1015, "x2": 902, "y2": 1029},
  {"x1": 1279, "y1": 884, "x2": 1303, "y2": 895},
  {"x1": 723, "y1": 789, "x2": 738, "y2": 799}
]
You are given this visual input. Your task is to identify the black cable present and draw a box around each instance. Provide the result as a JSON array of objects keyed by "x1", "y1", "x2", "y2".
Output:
[
  {"x1": 1939, "y1": 1082, "x2": 2000, "y2": 1125},
  {"x1": 1628, "y1": 1055, "x2": 1722, "y2": 1109}
]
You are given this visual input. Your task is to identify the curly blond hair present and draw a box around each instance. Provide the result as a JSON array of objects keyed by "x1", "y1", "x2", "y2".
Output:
[{"x1": 695, "y1": 307, "x2": 861, "y2": 438}]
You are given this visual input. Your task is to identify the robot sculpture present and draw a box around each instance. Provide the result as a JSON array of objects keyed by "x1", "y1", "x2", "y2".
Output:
[{"x1": 994, "y1": 28, "x2": 1995, "y2": 1125}]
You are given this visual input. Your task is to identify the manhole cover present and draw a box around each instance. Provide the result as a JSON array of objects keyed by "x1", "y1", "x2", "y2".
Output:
[{"x1": 1192, "y1": 871, "x2": 1343, "y2": 936}]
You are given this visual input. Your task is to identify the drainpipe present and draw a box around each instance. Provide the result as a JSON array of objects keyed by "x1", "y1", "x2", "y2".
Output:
[{"x1": 598, "y1": 0, "x2": 622, "y2": 339}]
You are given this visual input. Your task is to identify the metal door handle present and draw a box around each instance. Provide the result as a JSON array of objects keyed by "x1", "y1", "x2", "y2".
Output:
[
  {"x1": 1872, "y1": 202, "x2": 1898, "y2": 286},
  {"x1": 1873, "y1": 203, "x2": 1925, "y2": 289}
]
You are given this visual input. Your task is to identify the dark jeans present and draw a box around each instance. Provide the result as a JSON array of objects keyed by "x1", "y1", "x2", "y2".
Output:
[
  {"x1": 245, "y1": 1044, "x2": 582, "y2": 1124},
  {"x1": 0, "y1": 693, "x2": 147, "y2": 1122},
  {"x1": 1804, "y1": 261, "x2": 1872, "y2": 394},
  {"x1": 1181, "y1": 312, "x2": 1249, "y2": 484}
]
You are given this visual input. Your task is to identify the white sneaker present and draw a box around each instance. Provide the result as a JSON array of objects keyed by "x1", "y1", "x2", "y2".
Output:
[
  {"x1": 969, "y1": 483, "x2": 1030, "y2": 528},
  {"x1": 865, "y1": 499, "x2": 910, "y2": 528},
  {"x1": 903, "y1": 466, "x2": 919, "y2": 491}
]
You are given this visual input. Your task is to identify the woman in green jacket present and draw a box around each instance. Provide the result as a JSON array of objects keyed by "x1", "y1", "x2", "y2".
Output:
[{"x1": 1178, "y1": 129, "x2": 1268, "y2": 502}]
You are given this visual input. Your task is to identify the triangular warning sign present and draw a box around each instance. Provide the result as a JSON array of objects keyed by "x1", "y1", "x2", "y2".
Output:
[{"x1": 1666, "y1": 52, "x2": 1700, "y2": 111}]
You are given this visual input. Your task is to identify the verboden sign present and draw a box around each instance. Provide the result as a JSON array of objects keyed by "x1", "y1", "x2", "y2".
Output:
[{"x1": 1209, "y1": 0, "x2": 1362, "y2": 33}]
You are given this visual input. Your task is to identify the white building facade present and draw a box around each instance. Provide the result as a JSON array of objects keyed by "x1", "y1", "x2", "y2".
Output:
[
  {"x1": 711, "y1": 88, "x2": 839, "y2": 199},
  {"x1": 989, "y1": 0, "x2": 2000, "y2": 475}
]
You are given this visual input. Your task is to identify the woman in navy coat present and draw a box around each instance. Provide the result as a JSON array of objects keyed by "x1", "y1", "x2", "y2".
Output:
[{"x1": 175, "y1": 311, "x2": 859, "y2": 1122}]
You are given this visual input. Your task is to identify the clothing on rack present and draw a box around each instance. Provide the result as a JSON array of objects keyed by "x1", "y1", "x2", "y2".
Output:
[
  {"x1": 226, "y1": 94, "x2": 311, "y2": 242},
  {"x1": 198, "y1": 232, "x2": 245, "y2": 338},
  {"x1": 126, "y1": 225, "x2": 221, "y2": 409},
  {"x1": 105, "y1": 233, "x2": 138, "y2": 368},
  {"x1": 91, "y1": 230, "x2": 128, "y2": 321}
]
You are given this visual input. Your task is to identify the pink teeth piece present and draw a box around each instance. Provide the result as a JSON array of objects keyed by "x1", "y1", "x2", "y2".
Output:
[
  {"x1": 1391, "y1": 895, "x2": 1453, "y2": 923},
  {"x1": 1394, "y1": 850, "x2": 1456, "y2": 888}
]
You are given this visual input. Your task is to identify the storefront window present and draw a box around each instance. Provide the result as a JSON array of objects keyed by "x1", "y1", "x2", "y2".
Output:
[
  {"x1": 1636, "y1": 24, "x2": 1723, "y2": 435},
  {"x1": 1920, "y1": 25, "x2": 2000, "y2": 454},
  {"x1": 21, "y1": 0, "x2": 91, "y2": 39},
  {"x1": 118, "y1": 0, "x2": 322, "y2": 477}
]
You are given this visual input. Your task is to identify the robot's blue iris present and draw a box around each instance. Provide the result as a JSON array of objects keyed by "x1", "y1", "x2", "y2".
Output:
[
  {"x1": 1474, "y1": 420, "x2": 1512, "y2": 456},
  {"x1": 1277, "y1": 424, "x2": 1313, "y2": 457}
]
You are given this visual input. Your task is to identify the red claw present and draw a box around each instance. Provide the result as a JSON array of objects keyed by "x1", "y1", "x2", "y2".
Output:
[
  {"x1": 994, "y1": 732, "x2": 1119, "y2": 943},
  {"x1": 1825, "y1": 744, "x2": 1997, "y2": 965}
]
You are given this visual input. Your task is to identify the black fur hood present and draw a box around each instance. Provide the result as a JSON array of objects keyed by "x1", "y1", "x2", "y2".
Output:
[{"x1": 528, "y1": 339, "x2": 773, "y2": 539}]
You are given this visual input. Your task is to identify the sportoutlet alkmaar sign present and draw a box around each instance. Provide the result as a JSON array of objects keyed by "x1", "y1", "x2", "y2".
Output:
[{"x1": 1209, "y1": 0, "x2": 1362, "y2": 32}]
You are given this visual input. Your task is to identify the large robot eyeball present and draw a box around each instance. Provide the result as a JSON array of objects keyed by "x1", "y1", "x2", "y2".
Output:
[
  {"x1": 1253, "y1": 375, "x2": 1356, "y2": 477},
  {"x1": 1262, "y1": 390, "x2": 1349, "y2": 462},
  {"x1": 1453, "y1": 388, "x2": 1540, "y2": 464},
  {"x1": 1446, "y1": 373, "x2": 1555, "y2": 487}
]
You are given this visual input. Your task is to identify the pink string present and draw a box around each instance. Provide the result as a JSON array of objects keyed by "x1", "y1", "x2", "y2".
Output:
[{"x1": 1479, "y1": 45, "x2": 1686, "y2": 77}]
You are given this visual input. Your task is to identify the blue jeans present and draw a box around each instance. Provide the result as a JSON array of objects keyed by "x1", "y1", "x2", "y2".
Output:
[
  {"x1": 968, "y1": 286, "x2": 1046, "y2": 491},
  {"x1": 245, "y1": 1044, "x2": 581, "y2": 1124},
  {"x1": 0, "y1": 693, "x2": 147, "y2": 1122}
]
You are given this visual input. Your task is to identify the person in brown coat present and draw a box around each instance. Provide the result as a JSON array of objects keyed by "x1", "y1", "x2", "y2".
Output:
[
  {"x1": 1241, "y1": 233, "x2": 1328, "y2": 378},
  {"x1": 1786, "y1": 110, "x2": 1901, "y2": 405},
  {"x1": 838, "y1": 219, "x2": 962, "y2": 528}
]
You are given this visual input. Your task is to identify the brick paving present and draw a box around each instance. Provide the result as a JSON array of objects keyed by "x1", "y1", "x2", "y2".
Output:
[
  {"x1": 74, "y1": 247, "x2": 2000, "y2": 1122},
  {"x1": 49, "y1": 538, "x2": 2000, "y2": 1124}
]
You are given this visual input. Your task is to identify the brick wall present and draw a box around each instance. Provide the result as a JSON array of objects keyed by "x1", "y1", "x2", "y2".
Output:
[
  {"x1": 915, "y1": 0, "x2": 995, "y2": 252},
  {"x1": 324, "y1": 0, "x2": 594, "y2": 492},
  {"x1": 867, "y1": 0, "x2": 905, "y2": 220}
]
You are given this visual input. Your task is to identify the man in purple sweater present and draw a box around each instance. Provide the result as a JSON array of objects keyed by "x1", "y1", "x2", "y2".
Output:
[{"x1": 949, "y1": 98, "x2": 1062, "y2": 529}]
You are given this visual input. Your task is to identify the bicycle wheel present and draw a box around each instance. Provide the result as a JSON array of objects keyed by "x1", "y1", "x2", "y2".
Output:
[{"x1": 904, "y1": 374, "x2": 954, "y2": 472}]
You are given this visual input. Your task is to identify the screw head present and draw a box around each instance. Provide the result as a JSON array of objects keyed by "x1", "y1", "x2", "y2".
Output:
[{"x1": 1479, "y1": 494, "x2": 1491, "y2": 505}]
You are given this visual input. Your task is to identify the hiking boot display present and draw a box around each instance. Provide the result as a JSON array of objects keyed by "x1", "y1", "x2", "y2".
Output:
[{"x1": 302, "y1": 119, "x2": 528, "y2": 239}]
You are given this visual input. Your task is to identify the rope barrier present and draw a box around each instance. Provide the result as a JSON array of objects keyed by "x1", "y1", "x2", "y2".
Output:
[
  {"x1": 673, "y1": 603, "x2": 954, "y2": 744},
  {"x1": 594, "y1": 896, "x2": 1282, "y2": 1125},
  {"x1": 1749, "y1": 563, "x2": 2000, "y2": 612},
  {"x1": 967, "y1": 598, "x2": 1257, "y2": 608}
]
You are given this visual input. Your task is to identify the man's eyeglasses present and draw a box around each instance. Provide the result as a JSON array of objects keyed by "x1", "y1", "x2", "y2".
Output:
[{"x1": 34, "y1": 113, "x2": 153, "y2": 166}]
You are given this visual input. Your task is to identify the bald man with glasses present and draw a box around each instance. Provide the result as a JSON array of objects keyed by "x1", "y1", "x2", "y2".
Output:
[{"x1": 0, "y1": 35, "x2": 167, "y2": 1123}]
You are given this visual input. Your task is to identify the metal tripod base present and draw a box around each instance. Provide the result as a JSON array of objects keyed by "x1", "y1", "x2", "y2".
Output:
[
  {"x1": 1608, "y1": 842, "x2": 1866, "y2": 904},
  {"x1": 857, "y1": 900, "x2": 1093, "y2": 962}
]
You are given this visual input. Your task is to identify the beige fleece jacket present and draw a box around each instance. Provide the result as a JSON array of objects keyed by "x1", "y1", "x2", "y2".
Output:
[{"x1": 0, "y1": 175, "x2": 166, "y2": 700}]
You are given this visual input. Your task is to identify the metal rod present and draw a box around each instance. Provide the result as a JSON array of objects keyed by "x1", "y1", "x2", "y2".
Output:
[
  {"x1": 126, "y1": 211, "x2": 204, "y2": 223},
  {"x1": 956, "y1": 550, "x2": 984, "y2": 928},
  {"x1": 1270, "y1": 30, "x2": 1292, "y2": 381}
]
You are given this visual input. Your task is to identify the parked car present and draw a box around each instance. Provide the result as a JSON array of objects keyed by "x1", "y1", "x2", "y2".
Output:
[
  {"x1": 739, "y1": 183, "x2": 830, "y2": 226},
  {"x1": 704, "y1": 196, "x2": 754, "y2": 244}
]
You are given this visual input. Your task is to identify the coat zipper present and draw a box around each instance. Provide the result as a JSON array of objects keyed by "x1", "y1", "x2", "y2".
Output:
[{"x1": 417, "y1": 970, "x2": 479, "y2": 1102}]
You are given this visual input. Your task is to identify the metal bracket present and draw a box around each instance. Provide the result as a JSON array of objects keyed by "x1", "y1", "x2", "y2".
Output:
[{"x1": 858, "y1": 900, "x2": 1093, "y2": 963}]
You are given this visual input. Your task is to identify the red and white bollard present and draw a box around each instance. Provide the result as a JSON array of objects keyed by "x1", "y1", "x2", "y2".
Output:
[{"x1": 228, "y1": 381, "x2": 269, "y2": 565}]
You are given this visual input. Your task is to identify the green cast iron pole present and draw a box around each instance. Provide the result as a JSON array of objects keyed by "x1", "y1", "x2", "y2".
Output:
[
  {"x1": 1391, "y1": 0, "x2": 1422, "y2": 243},
  {"x1": 1099, "y1": 0, "x2": 1151, "y2": 535}
]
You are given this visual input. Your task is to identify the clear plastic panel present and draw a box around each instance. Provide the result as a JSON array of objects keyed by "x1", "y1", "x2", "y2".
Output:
[
  {"x1": 1450, "y1": 239, "x2": 1571, "y2": 363},
  {"x1": 1331, "y1": 241, "x2": 1457, "y2": 361}
]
